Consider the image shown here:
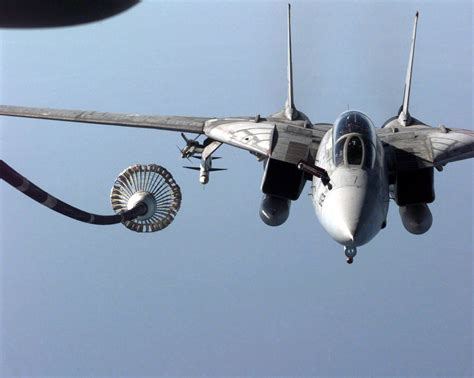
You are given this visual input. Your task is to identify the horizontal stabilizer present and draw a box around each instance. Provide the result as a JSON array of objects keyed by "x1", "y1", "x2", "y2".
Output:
[
  {"x1": 183, "y1": 166, "x2": 227, "y2": 172},
  {"x1": 190, "y1": 155, "x2": 221, "y2": 160},
  {"x1": 181, "y1": 132, "x2": 190, "y2": 142}
]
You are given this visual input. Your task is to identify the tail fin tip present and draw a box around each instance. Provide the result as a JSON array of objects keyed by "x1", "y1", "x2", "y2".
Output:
[
  {"x1": 285, "y1": 2, "x2": 296, "y2": 120},
  {"x1": 398, "y1": 11, "x2": 419, "y2": 126}
]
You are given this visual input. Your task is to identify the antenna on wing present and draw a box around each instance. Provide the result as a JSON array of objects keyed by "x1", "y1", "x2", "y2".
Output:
[
  {"x1": 398, "y1": 11, "x2": 419, "y2": 127},
  {"x1": 284, "y1": 3, "x2": 297, "y2": 120}
]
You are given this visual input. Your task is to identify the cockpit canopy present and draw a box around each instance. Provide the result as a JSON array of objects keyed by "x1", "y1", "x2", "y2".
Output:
[{"x1": 333, "y1": 111, "x2": 376, "y2": 168}]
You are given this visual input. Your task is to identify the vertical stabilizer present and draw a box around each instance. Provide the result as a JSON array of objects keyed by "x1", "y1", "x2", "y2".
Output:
[
  {"x1": 398, "y1": 11, "x2": 419, "y2": 126},
  {"x1": 284, "y1": 3, "x2": 297, "y2": 120}
]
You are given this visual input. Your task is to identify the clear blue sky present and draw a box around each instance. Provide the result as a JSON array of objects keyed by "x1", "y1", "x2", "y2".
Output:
[{"x1": 1, "y1": 1, "x2": 472, "y2": 376}]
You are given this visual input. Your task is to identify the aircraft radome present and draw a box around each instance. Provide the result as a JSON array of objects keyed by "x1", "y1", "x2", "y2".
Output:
[{"x1": 1, "y1": 4, "x2": 473, "y2": 263}]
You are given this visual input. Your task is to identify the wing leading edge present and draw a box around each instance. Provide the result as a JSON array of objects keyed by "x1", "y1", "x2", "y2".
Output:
[
  {"x1": 0, "y1": 105, "x2": 208, "y2": 134},
  {"x1": 0, "y1": 105, "x2": 331, "y2": 161}
]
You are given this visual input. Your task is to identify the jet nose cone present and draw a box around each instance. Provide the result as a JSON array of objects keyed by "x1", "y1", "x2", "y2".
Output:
[
  {"x1": 340, "y1": 221, "x2": 357, "y2": 245},
  {"x1": 321, "y1": 186, "x2": 370, "y2": 247}
]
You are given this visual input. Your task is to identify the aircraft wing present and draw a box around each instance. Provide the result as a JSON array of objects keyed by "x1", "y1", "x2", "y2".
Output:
[
  {"x1": 377, "y1": 124, "x2": 474, "y2": 170},
  {"x1": 0, "y1": 105, "x2": 331, "y2": 160},
  {"x1": 0, "y1": 105, "x2": 208, "y2": 134},
  {"x1": 0, "y1": 0, "x2": 139, "y2": 28},
  {"x1": 205, "y1": 119, "x2": 331, "y2": 159}
]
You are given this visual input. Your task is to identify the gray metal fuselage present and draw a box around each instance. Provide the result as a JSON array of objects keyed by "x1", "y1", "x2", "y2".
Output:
[
  {"x1": 312, "y1": 111, "x2": 389, "y2": 249},
  {"x1": 256, "y1": 108, "x2": 390, "y2": 250}
]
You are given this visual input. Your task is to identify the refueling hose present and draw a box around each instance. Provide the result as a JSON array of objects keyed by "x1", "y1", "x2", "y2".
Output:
[{"x1": 0, "y1": 160, "x2": 147, "y2": 225}]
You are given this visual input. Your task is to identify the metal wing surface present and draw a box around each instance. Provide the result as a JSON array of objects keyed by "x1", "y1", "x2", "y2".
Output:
[
  {"x1": 204, "y1": 118, "x2": 275, "y2": 156},
  {"x1": 0, "y1": 105, "x2": 208, "y2": 134},
  {"x1": 204, "y1": 119, "x2": 331, "y2": 159},
  {"x1": 0, "y1": 105, "x2": 332, "y2": 160},
  {"x1": 377, "y1": 124, "x2": 474, "y2": 170}
]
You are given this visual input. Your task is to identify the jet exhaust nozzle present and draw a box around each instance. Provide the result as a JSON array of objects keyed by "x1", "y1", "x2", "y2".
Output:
[
  {"x1": 399, "y1": 203, "x2": 433, "y2": 235},
  {"x1": 259, "y1": 194, "x2": 290, "y2": 226}
]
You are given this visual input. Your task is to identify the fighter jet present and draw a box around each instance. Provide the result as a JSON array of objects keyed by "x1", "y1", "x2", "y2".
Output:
[
  {"x1": 0, "y1": 0, "x2": 139, "y2": 28},
  {"x1": 1, "y1": 5, "x2": 473, "y2": 263}
]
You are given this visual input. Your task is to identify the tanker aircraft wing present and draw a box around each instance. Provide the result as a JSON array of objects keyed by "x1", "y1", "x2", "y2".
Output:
[{"x1": 0, "y1": 0, "x2": 139, "y2": 28}]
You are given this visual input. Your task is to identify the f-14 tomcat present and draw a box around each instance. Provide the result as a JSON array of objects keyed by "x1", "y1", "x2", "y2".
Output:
[{"x1": 1, "y1": 5, "x2": 473, "y2": 263}]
